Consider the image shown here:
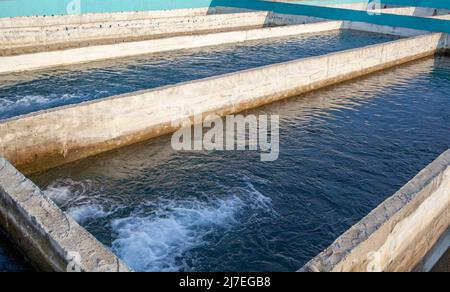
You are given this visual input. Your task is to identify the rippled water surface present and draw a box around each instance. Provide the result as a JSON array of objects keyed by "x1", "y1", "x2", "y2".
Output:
[
  {"x1": 0, "y1": 30, "x2": 400, "y2": 120},
  {"x1": 30, "y1": 56, "x2": 450, "y2": 272}
]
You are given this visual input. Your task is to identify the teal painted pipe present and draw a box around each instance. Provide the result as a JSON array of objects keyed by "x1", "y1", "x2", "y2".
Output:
[
  {"x1": 379, "y1": 0, "x2": 450, "y2": 10},
  {"x1": 215, "y1": 0, "x2": 450, "y2": 33},
  {"x1": 275, "y1": 0, "x2": 450, "y2": 9},
  {"x1": 290, "y1": 0, "x2": 365, "y2": 5}
]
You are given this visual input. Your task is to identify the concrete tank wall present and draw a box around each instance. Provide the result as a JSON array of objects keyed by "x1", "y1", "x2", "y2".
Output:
[
  {"x1": 0, "y1": 21, "x2": 343, "y2": 74},
  {"x1": 0, "y1": 33, "x2": 443, "y2": 174},
  {"x1": 2, "y1": 4, "x2": 443, "y2": 57},
  {"x1": 301, "y1": 150, "x2": 450, "y2": 272},
  {"x1": 0, "y1": 10, "x2": 270, "y2": 54},
  {"x1": 0, "y1": 157, "x2": 130, "y2": 272},
  {"x1": 0, "y1": 8, "x2": 326, "y2": 56}
]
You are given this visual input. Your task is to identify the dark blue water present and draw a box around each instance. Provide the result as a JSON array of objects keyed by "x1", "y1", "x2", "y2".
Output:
[
  {"x1": 0, "y1": 232, "x2": 33, "y2": 272},
  {"x1": 30, "y1": 56, "x2": 450, "y2": 272},
  {"x1": 0, "y1": 30, "x2": 400, "y2": 121}
]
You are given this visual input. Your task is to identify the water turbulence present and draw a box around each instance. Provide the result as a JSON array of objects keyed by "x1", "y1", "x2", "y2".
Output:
[
  {"x1": 43, "y1": 177, "x2": 276, "y2": 272},
  {"x1": 30, "y1": 56, "x2": 450, "y2": 272}
]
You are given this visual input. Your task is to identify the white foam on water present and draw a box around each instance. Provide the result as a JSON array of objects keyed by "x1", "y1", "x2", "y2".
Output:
[
  {"x1": 42, "y1": 177, "x2": 274, "y2": 272},
  {"x1": 111, "y1": 181, "x2": 274, "y2": 272},
  {"x1": 43, "y1": 179, "x2": 118, "y2": 225},
  {"x1": 0, "y1": 95, "x2": 50, "y2": 108},
  {"x1": 0, "y1": 94, "x2": 79, "y2": 115},
  {"x1": 43, "y1": 185, "x2": 74, "y2": 206},
  {"x1": 68, "y1": 204, "x2": 111, "y2": 225},
  {"x1": 111, "y1": 196, "x2": 244, "y2": 272}
]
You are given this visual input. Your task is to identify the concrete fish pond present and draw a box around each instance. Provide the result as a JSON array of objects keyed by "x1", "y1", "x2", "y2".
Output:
[{"x1": 0, "y1": 0, "x2": 449, "y2": 272}]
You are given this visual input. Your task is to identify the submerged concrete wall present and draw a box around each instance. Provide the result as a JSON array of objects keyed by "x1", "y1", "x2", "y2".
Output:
[
  {"x1": 301, "y1": 150, "x2": 450, "y2": 272},
  {"x1": 0, "y1": 157, "x2": 130, "y2": 272},
  {"x1": 0, "y1": 20, "x2": 343, "y2": 74},
  {"x1": 0, "y1": 33, "x2": 443, "y2": 174}
]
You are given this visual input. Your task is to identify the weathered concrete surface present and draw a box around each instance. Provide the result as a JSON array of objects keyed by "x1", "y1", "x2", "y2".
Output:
[
  {"x1": 0, "y1": 7, "x2": 325, "y2": 56},
  {"x1": 0, "y1": 33, "x2": 443, "y2": 174},
  {"x1": 0, "y1": 157, "x2": 130, "y2": 272},
  {"x1": 301, "y1": 150, "x2": 450, "y2": 272},
  {"x1": 0, "y1": 20, "x2": 343, "y2": 74},
  {"x1": 0, "y1": 10, "x2": 270, "y2": 55}
]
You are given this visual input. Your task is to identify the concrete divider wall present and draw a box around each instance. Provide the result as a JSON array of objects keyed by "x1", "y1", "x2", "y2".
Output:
[
  {"x1": 0, "y1": 33, "x2": 443, "y2": 174},
  {"x1": 0, "y1": 157, "x2": 130, "y2": 272},
  {"x1": 4, "y1": 1, "x2": 444, "y2": 57},
  {"x1": 0, "y1": 21, "x2": 344, "y2": 74},
  {"x1": 301, "y1": 150, "x2": 450, "y2": 272},
  {"x1": 0, "y1": 7, "x2": 330, "y2": 56},
  {"x1": 0, "y1": 10, "x2": 271, "y2": 53}
]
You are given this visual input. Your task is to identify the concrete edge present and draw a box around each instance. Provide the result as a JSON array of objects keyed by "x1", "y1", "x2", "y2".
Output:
[
  {"x1": 300, "y1": 149, "x2": 450, "y2": 272},
  {"x1": 0, "y1": 21, "x2": 343, "y2": 74},
  {"x1": 0, "y1": 157, "x2": 131, "y2": 272}
]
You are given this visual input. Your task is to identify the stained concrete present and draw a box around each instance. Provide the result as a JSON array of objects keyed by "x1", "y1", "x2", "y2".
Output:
[
  {"x1": 0, "y1": 33, "x2": 443, "y2": 175},
  {"x1": 301, "y1": 150, "x2": 450, "y2": 272},
  {"x1": 0, "y1": 157, "x2": 130, "y2": 272}
]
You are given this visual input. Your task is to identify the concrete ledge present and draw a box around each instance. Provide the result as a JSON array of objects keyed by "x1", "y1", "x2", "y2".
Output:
[
  {"x1": 301, "y1": 150, "x2": 450, "y2": 272},
  {"x1": 0, "y1": 33, "x2": 443, "y2": 174},
  {"x1": 0, "y1": 157, "x2": 130, "y2": 272},
  {"x1": 0, "y1": 21, "x2": 343, "y2": 74}
]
